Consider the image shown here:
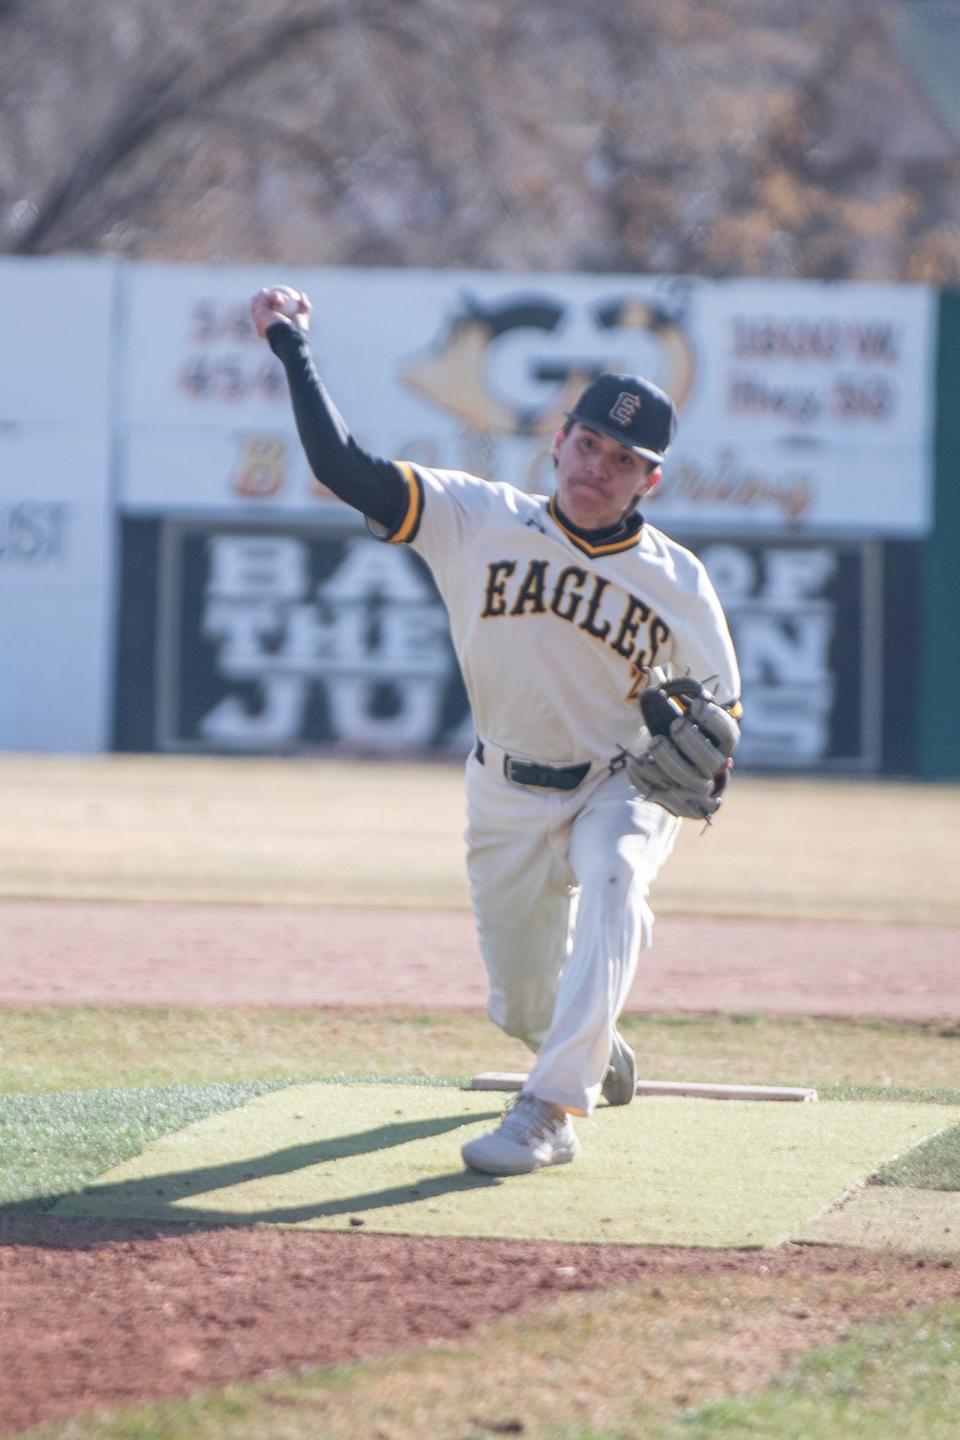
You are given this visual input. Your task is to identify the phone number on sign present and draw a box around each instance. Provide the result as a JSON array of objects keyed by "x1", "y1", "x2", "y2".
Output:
[{"x1": 178, "y1": 355, "x2": 287, "y2": 404}]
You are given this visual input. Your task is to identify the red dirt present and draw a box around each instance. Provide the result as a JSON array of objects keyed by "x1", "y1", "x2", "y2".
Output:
[
  {"x1": 2, "y1": 900, "x2": 958, "y2": 1018},
  {"x1": 1, "y1": 1221, "x2": 958, "y2": 1436},
  {"x1": 2, "y1": 897, "x2": 960, "y2": 1433}
]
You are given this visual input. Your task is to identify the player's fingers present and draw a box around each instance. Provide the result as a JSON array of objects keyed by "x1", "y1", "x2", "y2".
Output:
[
  {"x1": 252, "y1": 289, "x2": 281, "y2": 321},
  {"x1": 258, "y1": 285, "x2": 293, "y2": 310}
]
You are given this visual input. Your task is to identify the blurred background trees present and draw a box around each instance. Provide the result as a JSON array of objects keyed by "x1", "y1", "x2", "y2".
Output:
[{"x1": 1, "y1": 0, "x2": 957, "y2": 281}]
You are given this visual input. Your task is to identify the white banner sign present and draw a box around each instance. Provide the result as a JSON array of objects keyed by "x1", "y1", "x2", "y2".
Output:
[
  {"x1": 1, "y1": 257, "x2": 115, "y2": 424},
  {"x1": 0, "y1": 428, "x2": 114, "y2": 750},
  {"x1": 118, "y1": 264, "x2": 935, "y2": 535},
  {"x1": 0, "y1": 256, "x2": 116, "y2": 751}
]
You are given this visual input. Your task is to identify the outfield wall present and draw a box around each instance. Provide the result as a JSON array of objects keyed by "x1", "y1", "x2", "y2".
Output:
[
  {"x1": 1, "y1": 258, "x2": 954, "y2": 775},
  {"x1": 0, "y1": 258, "x2": 117, "y2": 751}
]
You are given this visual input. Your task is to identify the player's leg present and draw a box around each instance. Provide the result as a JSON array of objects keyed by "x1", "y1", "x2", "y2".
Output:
[
  {"x1": 464, "y1": 753, "x2": 573, "y2": 1052},
  {"x1": 461, "y1": 756, "x2": 582, "y2": 1175},
  {"x1": 524, "y1": 768, "x2": 680, "y2": 1114}
]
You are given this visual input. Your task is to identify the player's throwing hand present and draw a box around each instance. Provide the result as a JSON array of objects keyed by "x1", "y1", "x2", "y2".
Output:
[{"x1": 250, "y1": 285, "x2": 311, "y2": 339}]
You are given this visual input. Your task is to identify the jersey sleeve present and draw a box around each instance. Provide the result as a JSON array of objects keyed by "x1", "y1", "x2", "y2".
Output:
[
  {"x1": 668, "y1": 559, "x2": 742, "y2": 715},
  {"x1": 368, "y1": 462, "x2": 497, "y2": 566}
]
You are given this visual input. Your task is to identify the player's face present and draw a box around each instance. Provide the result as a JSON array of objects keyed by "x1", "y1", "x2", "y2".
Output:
[{"x1": 552, "y1": 422, "x2": 661, "y2": 529}]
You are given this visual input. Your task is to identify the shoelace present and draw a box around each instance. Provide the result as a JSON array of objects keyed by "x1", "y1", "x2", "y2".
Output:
[{"x1": 499, "y1": 1094, "x2": 563, "y2": 1143}]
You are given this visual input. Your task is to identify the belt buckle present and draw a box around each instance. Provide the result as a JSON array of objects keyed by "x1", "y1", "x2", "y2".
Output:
[{"x1": 503, "y1": 756, "x2": 527, "y2": 785}]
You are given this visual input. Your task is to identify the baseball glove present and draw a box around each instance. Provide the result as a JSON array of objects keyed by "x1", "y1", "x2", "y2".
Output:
[{"x1": 626, "y1": 677, "x2": 740, "y2": 821}]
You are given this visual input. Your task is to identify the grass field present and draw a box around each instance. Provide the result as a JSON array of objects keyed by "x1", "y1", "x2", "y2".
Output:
[
  {"x1": 1, "y1": 754, "x2": 959, "y2": 1439},
  {"x1": 4, "y1": 1006, "x2": 960, "y2": 1096}
]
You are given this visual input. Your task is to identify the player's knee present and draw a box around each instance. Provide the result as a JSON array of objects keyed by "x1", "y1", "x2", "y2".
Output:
[{"x1": 487, "y1": 994, "x2": 548, "y2": 1050}]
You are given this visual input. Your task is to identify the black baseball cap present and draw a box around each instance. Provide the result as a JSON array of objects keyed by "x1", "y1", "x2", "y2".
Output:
[{"x1": 565, "y1": 373, "x2": 678, "y2": 464}]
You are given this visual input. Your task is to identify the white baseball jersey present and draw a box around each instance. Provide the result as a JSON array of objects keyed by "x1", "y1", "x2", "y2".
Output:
[{"x1": 382, "y1": 462, "x2": 741, "y2": 768}]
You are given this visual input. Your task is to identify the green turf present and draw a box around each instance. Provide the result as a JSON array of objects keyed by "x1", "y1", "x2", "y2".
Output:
[
  {"x1": 876, "y1": 1121, "x2": 960, "y2": 1189},
  {"x1": 0, "y1": 1083, "x2": 291, "y2": 1214},
  {"x1": 4, "y1": 1007, "x2": 960, "y2": 1098},
  {"x1": 52, "y1": 1082, "x2": 960, "y2": 1248},
  {"x1": 821, "y1": 1083, "x2": 960, "y2": 1107},
  {"x1": 4, "y1": 1077, "x2": 959, "y2": 1230}
]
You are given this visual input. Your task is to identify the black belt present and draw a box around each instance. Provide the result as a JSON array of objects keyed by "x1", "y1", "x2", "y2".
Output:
[{"x1": 474, "y1": 739, "x2": 591, "y2": 791}]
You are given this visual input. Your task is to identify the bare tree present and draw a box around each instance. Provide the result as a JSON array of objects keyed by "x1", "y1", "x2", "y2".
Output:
[
  {"x1": 0, "y1": 0, "x2": 430, "y2": 254},
  {"x1": 1, "y1": 0, "x2": 957, "y2": 280}
]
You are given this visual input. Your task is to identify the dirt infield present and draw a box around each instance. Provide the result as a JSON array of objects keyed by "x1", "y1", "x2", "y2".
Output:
[
  {"x1": 3, "y1": 896, "x2": 960, "y2": 1434},
  {"x1": 2, "y1": 1221, "x2": 958, "y2": 1436},
  {"x1": 2, "y1": 899, "x2": 958, "y2": 1018}
]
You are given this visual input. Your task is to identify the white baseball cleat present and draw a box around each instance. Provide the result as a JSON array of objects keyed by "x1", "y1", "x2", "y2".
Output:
[
  {"x1": 462, "y1": 1092, "x2": 580, "y2": 1176},
  {"x1": 602, "y1": 1029, "x2": 637, "y2": 1106}
]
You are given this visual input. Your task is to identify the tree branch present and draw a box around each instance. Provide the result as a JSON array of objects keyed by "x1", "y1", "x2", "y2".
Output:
[{"x1": 10, "y1": 0, "x2": 411, "y2": 253}]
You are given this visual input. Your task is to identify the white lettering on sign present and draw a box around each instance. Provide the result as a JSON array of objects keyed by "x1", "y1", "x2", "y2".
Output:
[
  {"x1": 197, "y1": 537, "x2": 453, "y2": 749},
  {"x1": 701, "y1": 543, "x2": 840, "y2": 766},
  {"x1": 206, "y1": 535, "x2": 308, "y2": 600}
]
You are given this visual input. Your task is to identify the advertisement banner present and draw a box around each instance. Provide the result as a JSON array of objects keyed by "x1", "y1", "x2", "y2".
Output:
[
  {"x1": 118, "y1": 264, "x2": 935, "y2": 536},
  {"x1": 116, "y1": 517, "x2": 886, "y2": 772},
  {"x1": 695, "y1": 536, "x2": 882, "y2": 771},
  {"x1": 115, "y1": 517, "x2": 472, "y2": 755},
  {"x1": 0, "y1": 257, "x2": 935, "y2": 764}
]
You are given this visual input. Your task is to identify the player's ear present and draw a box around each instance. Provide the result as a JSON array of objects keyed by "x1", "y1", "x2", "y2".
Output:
[
  {"x1": 638, "y1": 464, "x2": 662, "y2": 499},
  {"x1": 550, "y1": 426, "x2": 566, "y2": 460}
]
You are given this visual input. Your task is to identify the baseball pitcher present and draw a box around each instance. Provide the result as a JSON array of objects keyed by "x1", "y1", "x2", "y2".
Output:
[{"x1": 252, "y1": 286, "x2": 741, "y2": 1177}]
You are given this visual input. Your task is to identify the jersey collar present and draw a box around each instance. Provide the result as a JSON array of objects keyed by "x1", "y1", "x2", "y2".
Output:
[{"x1": 547, "y1": 496, "x2": 643, "y2": 557}]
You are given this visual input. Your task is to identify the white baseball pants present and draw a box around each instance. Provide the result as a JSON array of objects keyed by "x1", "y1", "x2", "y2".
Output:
[{"x1": 464, "y1": 749, "x2": 680, "y2": 1115}]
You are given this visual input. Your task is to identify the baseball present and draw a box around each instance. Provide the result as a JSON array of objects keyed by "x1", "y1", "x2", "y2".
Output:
[{"x1": 272, "y1": 287, "x2": 302, "y2": 318}]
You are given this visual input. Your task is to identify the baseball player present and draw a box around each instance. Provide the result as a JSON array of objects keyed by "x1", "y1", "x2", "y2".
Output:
[{"x1": 251, "y1": 285, "x2": 741, "y2": 1177}]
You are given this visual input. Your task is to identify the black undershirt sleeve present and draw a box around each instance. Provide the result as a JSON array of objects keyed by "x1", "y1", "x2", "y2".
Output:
[
  {"x1": 269, "y1": 321, "x2": 647, "y2": 550},
  {"x1": 267, "y1": 322, "x2": 406, "y2": 531}
]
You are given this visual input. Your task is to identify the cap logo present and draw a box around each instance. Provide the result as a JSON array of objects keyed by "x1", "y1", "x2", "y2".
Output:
[{"x1": 609, "y1": 391, "x2": 642, "y2": 427}]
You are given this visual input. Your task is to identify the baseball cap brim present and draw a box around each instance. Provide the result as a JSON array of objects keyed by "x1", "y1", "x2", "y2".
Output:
[{"x1": 564, "y1": 411, "x2": 666, "y2": 465}]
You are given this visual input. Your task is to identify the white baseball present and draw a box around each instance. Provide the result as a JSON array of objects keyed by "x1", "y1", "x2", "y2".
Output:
[{"x1": 273, "y1": 287, "x2": 302, "y2": 318}]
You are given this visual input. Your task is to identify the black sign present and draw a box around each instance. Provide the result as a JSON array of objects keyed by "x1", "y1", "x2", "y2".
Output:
[
  {"x1": 115, "y1": 518, "x2": 918, "y2": 773},
  {"x1": 115, "y1": 518, "x2": 469, "y2": 754},
  {"x1": 693, "y1": 536, "x2": 880, "y2": 770}
]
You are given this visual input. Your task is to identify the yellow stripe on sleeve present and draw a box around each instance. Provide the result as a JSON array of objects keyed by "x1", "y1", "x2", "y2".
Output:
[{"x1": 390, "y1": 462, "x2": 424, "y2": 544}]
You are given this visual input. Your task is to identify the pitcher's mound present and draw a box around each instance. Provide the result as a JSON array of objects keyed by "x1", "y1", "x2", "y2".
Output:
[{"x1": 56, "y1": 1082, "x2": 960, "y2": 1249}]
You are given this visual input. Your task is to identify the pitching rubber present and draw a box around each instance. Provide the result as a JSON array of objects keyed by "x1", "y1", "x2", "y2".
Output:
[{"x1": 470, "y1": 1072, "x2": 818, "y2": 1102}]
